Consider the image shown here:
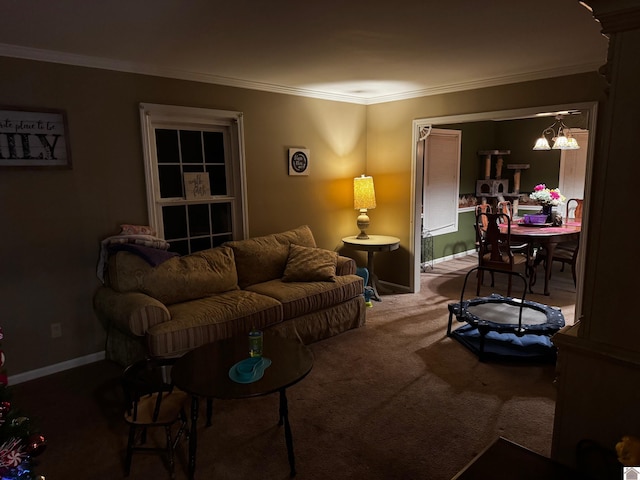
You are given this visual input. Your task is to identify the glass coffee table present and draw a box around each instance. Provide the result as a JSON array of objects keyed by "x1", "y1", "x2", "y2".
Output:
[{"x1": 171, "y1": 333, "x2": 314, "y2": 479}]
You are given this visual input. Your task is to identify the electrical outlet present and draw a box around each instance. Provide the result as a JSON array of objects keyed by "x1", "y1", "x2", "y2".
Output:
[{"x1": 51, "y1": 323, "x2": 62, "y2": 338}]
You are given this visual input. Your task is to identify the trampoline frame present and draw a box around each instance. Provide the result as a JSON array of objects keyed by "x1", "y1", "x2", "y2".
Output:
[{"x1": 446, "y1": 266, "x2": 565, "y2": 361}]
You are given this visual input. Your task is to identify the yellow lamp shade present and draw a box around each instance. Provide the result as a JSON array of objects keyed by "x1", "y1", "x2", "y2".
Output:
[{"x1": 354, "y1": 175, "x2": 376, "y2": 210}]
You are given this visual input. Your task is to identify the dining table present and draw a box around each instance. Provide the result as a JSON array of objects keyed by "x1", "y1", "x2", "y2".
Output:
[{"x1": 499, "y1": 220, "x2": 581, "y2": 296}]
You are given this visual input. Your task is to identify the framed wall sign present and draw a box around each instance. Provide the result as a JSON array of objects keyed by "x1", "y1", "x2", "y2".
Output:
[
  {"x1": 288, "y1": 148, "x2": 310, "y2": 176},
  {"x1": 0, "y1": 106, "x2": 72, "y2": 168}
]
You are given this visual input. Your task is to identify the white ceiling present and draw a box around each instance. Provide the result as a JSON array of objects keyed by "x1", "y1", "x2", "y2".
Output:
[{"x1": 0, "y1": 1, "x2": 609, "y2": 104}]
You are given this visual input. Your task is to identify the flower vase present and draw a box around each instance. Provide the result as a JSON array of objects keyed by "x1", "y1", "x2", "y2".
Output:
[{"x1": 540, "y1": 204, "x2": 553, "y2": 223}]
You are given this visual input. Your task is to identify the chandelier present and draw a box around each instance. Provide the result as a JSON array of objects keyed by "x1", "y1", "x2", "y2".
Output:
[{"x1": 532, "y1": 115, "x2": 580, "y2": 151}]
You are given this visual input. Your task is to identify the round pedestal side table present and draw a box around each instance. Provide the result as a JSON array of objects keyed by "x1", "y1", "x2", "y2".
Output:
[{"x1": 342, "y1": 235, "x2": 400, "y2": 301}]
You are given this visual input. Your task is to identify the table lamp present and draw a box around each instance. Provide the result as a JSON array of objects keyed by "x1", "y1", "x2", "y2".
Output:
[{"x1": 354, "y1": 174, "x2": 376, "y2": 239}]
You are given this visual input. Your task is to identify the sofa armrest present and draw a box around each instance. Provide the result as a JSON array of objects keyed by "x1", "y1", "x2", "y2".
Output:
[
  {"x1": 93, "y1": 287, "x2": 171, "y2": 337},
  {"x1": 337, "y1": 255, "x2": 357, "y2": 276}
]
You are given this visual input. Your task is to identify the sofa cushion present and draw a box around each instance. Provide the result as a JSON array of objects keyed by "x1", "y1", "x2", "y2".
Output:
[
  {"x1": 224, "y1": 225, "x2": 317, "y2": 288},
  {"x1": 246, "y1": 274, "x2": 363, "y2": 320},
  {"x1": 282, "y1": 244, "x2": 338, "y2": 282},
  {"x1": 147, "y1": 290, "x2": 283, "y2": 357},
  {"x1": 109, "y1": 246, "x2": 238, "y2": 305}
]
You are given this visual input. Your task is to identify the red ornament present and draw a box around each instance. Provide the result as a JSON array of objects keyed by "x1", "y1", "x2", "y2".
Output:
[{"x1": 0, "y1": 402, "x2": 10, "y2": 419}]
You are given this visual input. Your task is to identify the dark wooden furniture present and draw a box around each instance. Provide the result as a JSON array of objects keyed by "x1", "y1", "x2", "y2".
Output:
[
  {"x1": 121, "y1": 357, "x2": 189, "y2": 478},
  {"x1": 451, "y1": 437, "x2": 585, "y2": 479},
  {"x1": 171, "y1": 334, "x2": 313, "y2": 479},
  {"x1": 342, "y1": 234, "x2": 400, "y2": 301},
  {"x1": 476, "y1": 212, "x2": 529, "y2": 297},
  {"x1": 544, "y1": 198, "x2": 583, "y2": 285},
  {"x1": 473, "y1": 204, "x2": 492, "y2": 251},
  {"x1": 499, "y1": 221, "x2": 581, "y2": 295}
]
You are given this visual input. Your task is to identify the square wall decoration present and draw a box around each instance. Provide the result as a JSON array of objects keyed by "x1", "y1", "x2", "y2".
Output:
[
  {"x1": 184, "y1": 172, "x2": 211, "y2": 200},
  {"x1": 288, "y1": 148, "x2": 310, "y2": 176}
]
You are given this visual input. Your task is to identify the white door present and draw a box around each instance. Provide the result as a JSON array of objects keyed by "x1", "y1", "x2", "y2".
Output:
[
  {"x1": 559, "y1": 129, "x2": 589, "y2": 206},
  {"x1": 422, "y1": 128, "x2": 461, "y2": 236}
]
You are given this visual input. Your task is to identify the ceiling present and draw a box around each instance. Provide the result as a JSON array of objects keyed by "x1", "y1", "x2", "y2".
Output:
[{"x1": 0, "y1": 1, "x2": 609, "y2": 105}]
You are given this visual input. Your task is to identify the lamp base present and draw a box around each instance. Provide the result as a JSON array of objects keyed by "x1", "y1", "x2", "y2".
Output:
[{"x1": 356, "y1": 211, "x2": 370, "y2": 239}]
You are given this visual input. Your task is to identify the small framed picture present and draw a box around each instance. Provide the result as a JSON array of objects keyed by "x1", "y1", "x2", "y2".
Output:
[
  {"x1": 184, "y1": 172, "x2": 211, "y2": 200},
  {"x1": 288, "y1": 148, "x2": 310, "y2": 176}
]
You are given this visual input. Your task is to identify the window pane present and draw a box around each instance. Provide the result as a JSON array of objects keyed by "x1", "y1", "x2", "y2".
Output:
[
  {"x1": 190, "y1": 237, "x2": 212, "y2": 253},
  {"x1": 169, "y1": 240, "x2": 188, "y2": 256},
  {"x1": 206, "y1": 165, "x2": 227, "y2": 196},
  {"x1": 162, "y1": 205, "x2": 187, "y2": 239},
  {"x1": 212, "y1": 233, "x2": 232, "y2": 247},
  {"x1": 183, "y1": 164, "x2": 205, "y2": 174},
  {"x1": 188, "y1": 204, "x2": 211, "y2": 237},
  {"x1": 180, "y1": 130, "x2": 203, "y2": 163},
  {"x1": 155, "y1": 129, "x2": 179, "y2": 164},
  {"x1": 159, "y1": 165, "x2": 183, "y2": 198},
  {"x1": 211, "y1": 203, "x2": 232, "y2": 233},
  {"x1": 203, "y1": 131, "x2": 225, "y2": 163}
]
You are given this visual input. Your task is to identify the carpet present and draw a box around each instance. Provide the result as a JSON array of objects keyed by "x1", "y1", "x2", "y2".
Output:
[{"x1": 10, "y1": 255, "x2": 579, "y2": 480}]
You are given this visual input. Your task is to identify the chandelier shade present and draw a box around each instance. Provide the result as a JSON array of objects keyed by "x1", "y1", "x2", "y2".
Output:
[{"x1": 533, "y1": 114, "x2": 580, "y2": 151}]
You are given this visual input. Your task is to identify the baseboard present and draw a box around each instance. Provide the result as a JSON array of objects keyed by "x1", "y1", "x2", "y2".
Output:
[
  {"x1": 434, "y1": 249, "x2": 477, "y2": 264},
  {"x1": 8, "y1": 351, "x2": 106, "y2": 385},
  {"x1": 383, "y1": 251, "x2": 476, "y2": 294}
]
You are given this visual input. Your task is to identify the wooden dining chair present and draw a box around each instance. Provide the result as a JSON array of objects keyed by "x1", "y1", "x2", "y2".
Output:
[
  {"x1": 476, "y1": 212, "x2": 529, "y2": 297},
  {"x1": 537, "y1": 198, "x2": 583, "y2": 287},
  {"x1": 496, "y1": 200, "x2": 513, "y2": 217},
  {"x1": 496, "y1": 200, "x2": 534, "y2": 275},
  {"x1": 122, "y1": 357, "x2": 189, "y2": 478},
  {"x1": 474, "y1": 203, "x2": 492, "y2": 251},
  {"x1": 566, "y1": 198, "x2": 583, "y2": 221}
]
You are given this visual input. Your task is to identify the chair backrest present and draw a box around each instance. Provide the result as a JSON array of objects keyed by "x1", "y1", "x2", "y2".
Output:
[
  {"x1": 566, "y1": 198, "x2": 583, "y2": 220},
  {"x1": 476, "y1": 212, "x2": 516, "y2": 269},
  {"x1": 122, "y1": 358, "x2": 178, "y2": 423},
  {"x1": 475, "y1": 203, "x2": 492, "y2": 215},
  {"x1": 474, "y1": 204, "x2": 492, "y2": 247},
  {"x1": 496, "y1": 200, "x2": 513, "y2": 218}
]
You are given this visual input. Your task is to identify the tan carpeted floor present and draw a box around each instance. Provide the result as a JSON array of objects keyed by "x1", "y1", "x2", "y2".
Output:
[{"x1": 12, "y1": 255, "x2": 578, "y2": 479}]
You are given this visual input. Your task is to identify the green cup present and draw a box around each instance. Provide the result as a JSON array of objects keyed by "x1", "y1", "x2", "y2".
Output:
[{"x1": 248, "y1": 329, "x2": 263, "y2": 358}]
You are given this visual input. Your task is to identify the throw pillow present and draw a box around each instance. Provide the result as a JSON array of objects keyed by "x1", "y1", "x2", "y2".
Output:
[{"x1": 282, "y1": 244, "x2": 337, "y2": 282}]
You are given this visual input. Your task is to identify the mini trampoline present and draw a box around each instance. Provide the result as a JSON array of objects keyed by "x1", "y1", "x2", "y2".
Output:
[{"x1": 447, "y1": 267, "x2": 565, "y2": 362}]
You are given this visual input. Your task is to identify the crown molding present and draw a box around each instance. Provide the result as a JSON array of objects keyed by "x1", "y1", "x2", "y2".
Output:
[
  {"x1": 0, "y1": 43, "x2": 603, "y2": 106},
  {"x1": 580, "y1": 0, "x2": 640, "y2": 33}
]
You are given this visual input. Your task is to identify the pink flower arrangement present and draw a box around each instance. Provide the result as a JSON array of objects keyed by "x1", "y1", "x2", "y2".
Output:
[{"x1": 530, "y1": 184, "x2": 566, "y2": 206}]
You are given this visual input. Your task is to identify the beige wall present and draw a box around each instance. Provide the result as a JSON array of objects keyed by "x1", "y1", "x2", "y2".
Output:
[
  {"x1": 0, "y1": 57, "x2": 367, "y2": 375},
  {"x1": 0, "y1": 55, "x2": 606, "y2": 376}
]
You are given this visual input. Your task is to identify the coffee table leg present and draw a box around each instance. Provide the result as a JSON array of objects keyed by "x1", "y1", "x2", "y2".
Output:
[
  {"x1": 188, "y1": 395, "x2": 199, "y2": 479},
  {"x1": 279, "y1": 388, "x2": 296, "y2": 477},
  {"x1": 206, "y1": 397, "x2": 213, "y2": 427}
]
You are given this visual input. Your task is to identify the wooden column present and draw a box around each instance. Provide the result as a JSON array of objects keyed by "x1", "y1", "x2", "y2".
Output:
[{"x1": 551, "y1": 0, "x2": 640, "y2": 469}]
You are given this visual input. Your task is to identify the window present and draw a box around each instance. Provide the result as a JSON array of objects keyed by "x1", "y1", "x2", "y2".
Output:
[{"x1": 139, "y1": 103, "x2": 247, "y2": 255}]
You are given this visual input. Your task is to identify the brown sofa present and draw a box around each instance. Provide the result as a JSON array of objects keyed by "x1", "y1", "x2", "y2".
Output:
[{"x1": 93, "y1": 225, "x2": 366, "y2": 365}]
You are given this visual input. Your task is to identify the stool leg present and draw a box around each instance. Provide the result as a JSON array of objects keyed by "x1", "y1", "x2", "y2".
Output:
[
  {"x1": 125, "y1": 425, "x2": 135, "y2": 476},
  {"x1": 165, "y1": 426, "x2": 175, "y2": 479}
]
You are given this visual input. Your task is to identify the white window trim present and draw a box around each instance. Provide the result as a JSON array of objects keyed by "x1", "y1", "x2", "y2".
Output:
[{"x1": 139, "y1": 103, "x2": 249, "y2": 243}]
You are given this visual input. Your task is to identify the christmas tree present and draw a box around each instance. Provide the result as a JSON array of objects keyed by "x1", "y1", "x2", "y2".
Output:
[{"x1": 0, "y1": 327, "x2": 46, "y2": 480}]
